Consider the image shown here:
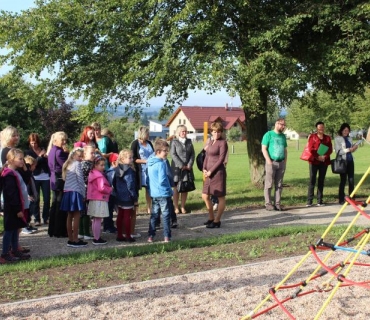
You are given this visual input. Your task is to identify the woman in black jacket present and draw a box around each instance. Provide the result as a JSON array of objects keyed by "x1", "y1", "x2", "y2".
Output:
[{"x1": 25, "y1": 133, "x2": 50, "y2": 225}]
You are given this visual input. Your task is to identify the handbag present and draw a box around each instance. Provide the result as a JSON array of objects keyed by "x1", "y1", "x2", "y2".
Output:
[
  {"x1": 331, "y1": 151, "x2": 347, "y2": 174},
  {"x1": 177, "y1": 170, "x2": 196, "y2": 193},
  {"x1": 54, "y1": 152, "x2": 65, "y2": 191},
  {"x1": 196, "y1": 149, "x2": 206, "y2": 171},
  {"x1": 300, "y1": 142, "x2": 313, "y2": 162}
]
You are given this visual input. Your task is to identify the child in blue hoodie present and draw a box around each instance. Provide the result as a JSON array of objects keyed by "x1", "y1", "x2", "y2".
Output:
[{"x1": 147, "y1": 139, "x2": 173, "y2": 243}]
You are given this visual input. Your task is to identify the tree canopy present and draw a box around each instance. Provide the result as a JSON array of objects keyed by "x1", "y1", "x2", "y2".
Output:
[
  {"x1": 1, "y1": 0, "x2": 370, "y2": 185},
  {"x1": 286, "y1": 89, "x2": 370, "y2": 137}
]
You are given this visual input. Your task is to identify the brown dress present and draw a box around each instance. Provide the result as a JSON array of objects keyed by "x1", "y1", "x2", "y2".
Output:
[{"x1": 202, "y1": 139, "x2": 228, "y2": 197}]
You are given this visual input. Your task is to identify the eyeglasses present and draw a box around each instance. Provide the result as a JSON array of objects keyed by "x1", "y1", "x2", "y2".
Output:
[{"x1": 161, "y1": 149, "x2": 169, "y2": 153}]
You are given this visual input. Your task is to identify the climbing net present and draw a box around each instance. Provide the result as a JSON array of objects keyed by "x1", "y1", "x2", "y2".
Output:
[{"x1": 242, "y1": 166, "x2": 370, "y2": 320}]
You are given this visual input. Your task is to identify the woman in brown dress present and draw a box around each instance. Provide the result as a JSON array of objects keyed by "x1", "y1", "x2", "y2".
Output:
[{"x1": 202, "y1": 122, "x2": 228, "y2": 228}]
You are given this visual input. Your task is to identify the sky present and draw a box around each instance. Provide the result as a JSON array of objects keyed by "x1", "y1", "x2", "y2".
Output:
[{"x1": 0, "y1": 0, "x2": 241, "y2": 107}]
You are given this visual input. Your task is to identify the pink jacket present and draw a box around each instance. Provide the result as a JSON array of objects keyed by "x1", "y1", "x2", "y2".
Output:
[{"x1": 87, "y1": 169, "x2": 112, "y2": 202}]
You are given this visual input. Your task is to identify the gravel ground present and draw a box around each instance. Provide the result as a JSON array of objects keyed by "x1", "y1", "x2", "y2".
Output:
[{"x1": 2, "y1": 203, "x2": 370, "y2": 319}]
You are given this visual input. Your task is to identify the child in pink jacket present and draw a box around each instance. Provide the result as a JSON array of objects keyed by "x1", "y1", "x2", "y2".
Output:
[{"x1": 87, "y1": 157, "x2": 112, "y2": 245}]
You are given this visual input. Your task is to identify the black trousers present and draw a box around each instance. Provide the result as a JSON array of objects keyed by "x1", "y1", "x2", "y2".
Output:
[
  {"x1": 307, "y1": 163, "x2": 328, "y2": 204},
  {"x1": 48, "y1": 190, "x2": 67, "y2": 237},
  {"x1": 339, "y1": 160, "x2": 355, "y2": 202}
]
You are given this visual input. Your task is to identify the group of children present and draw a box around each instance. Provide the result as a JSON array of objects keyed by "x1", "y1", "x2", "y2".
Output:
[{"x1": 1, "y1": 137, "x2": 174, "y2": 261}]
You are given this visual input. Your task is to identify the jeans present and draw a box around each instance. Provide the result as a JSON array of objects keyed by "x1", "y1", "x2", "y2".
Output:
[
  {"x1": 148, "y1": 197, "x2": 172, "y2": 239},
  {"x1": 339, "y1": 160, "x2": 355, "y2": 202},
  {"x1": 31, "y1": 179, "x2": 51, "y2": 223},
  {"x1": 307, "y1": 163, "x2": 328, "y2": 204},
  {"x1": 2, "y1": 229, "x2": 19, "y2": 255},
  {"x1": 264, "y1": 161, "x2": 286, "y2": 206}
]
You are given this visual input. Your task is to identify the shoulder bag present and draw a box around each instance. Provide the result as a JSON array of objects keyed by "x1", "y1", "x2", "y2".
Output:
[
  {"x1": 54, "y1": 150, "x2": 65, "y2": 191},
  {"x1": 177, "y1": 170, "x2": 196, "y2": 193},
  {"x1": 331, "y1": 151, "x2": 347, "y2": 174}
]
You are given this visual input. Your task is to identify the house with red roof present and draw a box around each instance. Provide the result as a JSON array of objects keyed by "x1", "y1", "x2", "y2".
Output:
[{"x1": 165, "y1": 105, "x2": 246, "y2": 140}]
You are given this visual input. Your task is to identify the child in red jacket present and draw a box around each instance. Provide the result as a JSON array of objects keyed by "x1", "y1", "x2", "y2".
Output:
[{"x1": 87, "y1": 157, "x2": 112, "y2": 245}]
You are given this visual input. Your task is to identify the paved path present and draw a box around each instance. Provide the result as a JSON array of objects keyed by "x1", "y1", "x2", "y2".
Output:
[{"x1": 15, "y1": 201, "x2": 370, "y2": 260}]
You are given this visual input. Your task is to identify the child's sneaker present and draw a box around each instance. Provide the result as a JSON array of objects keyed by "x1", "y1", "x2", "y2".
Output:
[
  {"x1": 21, "y1": 227, "x2": 35, "y2": 235},
  {"x1": 131, "y1": 233, "x2": 141, "y2": 238},
  {"x1": 1, "y1": 253, "x2": 20, "y2": 263},
  {"x1": 147, "y1": 236, "x2": 153, "y2": 243},
  {"x1": 83, "y1": 235, "x2": 94, "y2": 240},
  {"x1": 164, "y1": 237, "x2": 170, "y2": 243},
  {"x1": 11, "y1": 251, "x2": 31, "y2": 260},
  {"x1": 126, "y1": 237, "x2": 136, "y2": 243},
  {"x1": 75, "y1": 240, "x2": 88, "y2": 247},
  {"x1": 92, "y1": 238, "x2": 107, "y2": 245},
  {"x1": 78, "y1": 234, "x2": 84, "y2": 239}
]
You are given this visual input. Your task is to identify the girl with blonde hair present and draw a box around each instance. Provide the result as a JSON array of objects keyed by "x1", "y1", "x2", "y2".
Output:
[
  {"x1": 60, "y1": 148, "x2": 87, "y2": 248},
  {"x1": 1, "y1": 126, "x2": 20, "y2": 166}
]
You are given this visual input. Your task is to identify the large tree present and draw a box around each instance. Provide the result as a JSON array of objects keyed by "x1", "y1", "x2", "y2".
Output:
[{"x1": 1, "y1": 1, "x2": 370, "y2": 186}]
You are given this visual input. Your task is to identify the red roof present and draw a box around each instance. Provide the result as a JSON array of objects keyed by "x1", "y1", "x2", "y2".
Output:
[{"x1": 166, "y1": 106, "x2": 245, "y2": 130}]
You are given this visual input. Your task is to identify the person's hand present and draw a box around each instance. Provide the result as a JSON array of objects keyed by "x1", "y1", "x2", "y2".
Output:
[
  {"x1": 17, "y1": 211, "x2": 24, "y2": 219},
  {"x1": 351, "y1": 145, "x2": 358, "y2": 152}
]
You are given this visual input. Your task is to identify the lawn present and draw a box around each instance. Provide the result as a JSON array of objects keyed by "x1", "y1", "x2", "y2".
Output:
[{"x1": 166, "y1": 139, "x2": 370, "y2": 212}]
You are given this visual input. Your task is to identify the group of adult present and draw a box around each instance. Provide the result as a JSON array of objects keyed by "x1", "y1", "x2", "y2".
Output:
[
  {"x1": 132, "y1": 122, "x2": 228, "y2": 229},
  {"x1": 262, "y1": 119, "x2": 358, "y2": 210}
]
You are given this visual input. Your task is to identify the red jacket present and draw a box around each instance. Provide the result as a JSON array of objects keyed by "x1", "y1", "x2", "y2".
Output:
[{"x1": 308, "y1": 133, "x2": 332, "y2": 166}]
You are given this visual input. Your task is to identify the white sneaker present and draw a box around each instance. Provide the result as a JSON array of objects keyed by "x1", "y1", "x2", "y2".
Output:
[
  {"x1": 131, "y1": 233, "x2": 142, "y2": 238},
  {"x1": 83, "y1": 235, "x2": 94, "y2": 240},
  {"x1": 78, "y1": 234, "x2": 84, "y2": 239},
  {"x1": 213, "y1": 203, "x2": 218, "y2": 211}
]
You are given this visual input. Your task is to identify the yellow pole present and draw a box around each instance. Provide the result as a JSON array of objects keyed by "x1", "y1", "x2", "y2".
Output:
[{"x1": 203, "y1": 121, "x2": 208, "y2": 144}]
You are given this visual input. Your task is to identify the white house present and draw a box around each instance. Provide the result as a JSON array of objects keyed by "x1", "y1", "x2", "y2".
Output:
[{"x1": 284, "y1": 128, "x2": 300, "y2": 140}]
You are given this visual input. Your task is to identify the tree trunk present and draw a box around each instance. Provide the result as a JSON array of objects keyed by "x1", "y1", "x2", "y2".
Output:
[{"x1": 243, "y1": 91, "x2": 269, "y2": 188}]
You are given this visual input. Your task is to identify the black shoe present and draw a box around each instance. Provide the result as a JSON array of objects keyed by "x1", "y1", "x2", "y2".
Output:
[
  {"x1": 206, "y1": 221, "x2": 221, "y2": 228},
  {"x1": 203, "y1": 220, "x2": 214, "y2": 226},
  {"x1": 92, "y1": 238, "x2": 107, "y2": 245},
  {"x1": 125, "y1": 237, "x2": 136, "y2": 243},
  {"x1": 11, "y1": 251, "x2": 31, "y2": 260},
  {"x1": 171, "y1": 221, "x2": 178, "y2": 228},
  {"x1": 116, "y1": 237, "x2": 126, "y2": 242}
]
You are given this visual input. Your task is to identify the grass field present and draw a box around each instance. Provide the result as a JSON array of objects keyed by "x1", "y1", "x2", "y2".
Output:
[{"x1": 164, "y1": 138, "x2": 370, "y2": 213}]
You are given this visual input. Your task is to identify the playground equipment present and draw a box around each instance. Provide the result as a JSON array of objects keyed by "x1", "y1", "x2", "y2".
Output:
[{"x1": 242, "y1": 166, "x2": 370, "y2": 319}]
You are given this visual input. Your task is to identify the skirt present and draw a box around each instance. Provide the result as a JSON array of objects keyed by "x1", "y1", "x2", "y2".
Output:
[
  {"x1": 60, "y1": 191, "x2": 85, "y2": 212},
  {"x1": 87, "y1": 200, "x2": 109, "y2": 218}
]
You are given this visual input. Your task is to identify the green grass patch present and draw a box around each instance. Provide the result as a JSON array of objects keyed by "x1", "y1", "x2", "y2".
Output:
[{"x1": 0, "y1": 224, "x2": 362, "y2": 275}]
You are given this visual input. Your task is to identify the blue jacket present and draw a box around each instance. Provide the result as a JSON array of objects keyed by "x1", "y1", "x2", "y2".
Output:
[
  {"x1": 107, "y1": 164, "x2": 138, "y2": 207},
  {"x1": 147, "y1": 156, "x2": 173, "y2": 198}
]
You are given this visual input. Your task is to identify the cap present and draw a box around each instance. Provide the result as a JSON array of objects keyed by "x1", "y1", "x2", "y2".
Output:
[{"x1": 109, "y1": 153, "x2": 119, "y2": 163}]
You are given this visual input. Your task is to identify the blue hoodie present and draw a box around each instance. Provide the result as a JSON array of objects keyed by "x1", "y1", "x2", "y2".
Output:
[{"x1": 147, "y1": 155, "x2": 173, "y2": 198}]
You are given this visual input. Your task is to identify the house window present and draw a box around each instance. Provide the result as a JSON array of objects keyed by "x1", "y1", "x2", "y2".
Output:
[
  {"x1": 183, "y1": 119, "x2": 186, "y2": 124},
  {"x1": 179, "y1": 119, "x2": 181, "y2": 124}
]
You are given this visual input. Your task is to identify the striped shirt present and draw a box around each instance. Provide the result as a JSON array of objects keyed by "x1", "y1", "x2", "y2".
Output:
[{"x1": 64, "y1": 161, "x2": 86, "y2": 197}]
